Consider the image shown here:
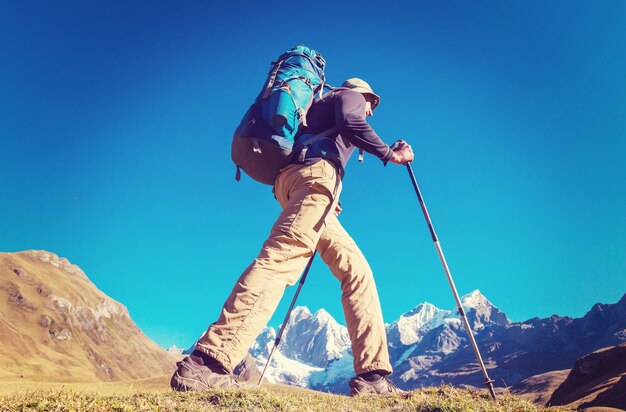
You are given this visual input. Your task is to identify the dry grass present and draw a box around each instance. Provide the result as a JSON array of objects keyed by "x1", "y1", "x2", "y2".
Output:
[
  {"x1": 0, "y1": 383, "x2": 571, "y2": 412},
  {"x1": 0, "y1": 375, "x2": 171, "y2": 396}
]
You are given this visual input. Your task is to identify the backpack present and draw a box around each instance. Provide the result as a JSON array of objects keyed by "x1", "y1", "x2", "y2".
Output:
[{"x1": 231, "y1": 45, "x2": 331, "y2": 185}]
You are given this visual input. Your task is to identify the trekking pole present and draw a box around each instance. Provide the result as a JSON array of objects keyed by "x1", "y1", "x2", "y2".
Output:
[
  {"x1": 258, "y1": 251, "x2": 318, "y2": 386},
  {"x1": 391, "y1": 140, "x2": 497, "y2": 400}
]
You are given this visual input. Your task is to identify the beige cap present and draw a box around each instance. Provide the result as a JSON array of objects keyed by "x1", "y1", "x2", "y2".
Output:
[{"x1": 341, "y1": 78, "x2": 381, "y2": 109}]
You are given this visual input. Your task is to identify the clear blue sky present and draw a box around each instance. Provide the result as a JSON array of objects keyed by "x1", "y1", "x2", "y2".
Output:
[{"x1": 1, "y1": 1, "x2": 625, "y2": 350}]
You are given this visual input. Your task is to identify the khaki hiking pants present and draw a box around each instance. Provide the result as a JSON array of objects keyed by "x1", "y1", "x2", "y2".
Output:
[{"x1": 196, "y1": 160, "x2": 392, "y2": 376}]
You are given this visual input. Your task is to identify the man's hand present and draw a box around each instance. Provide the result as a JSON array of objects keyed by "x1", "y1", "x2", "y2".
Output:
[{"x1": 389, "y1": 141, "x2": 414, "y2": 164}]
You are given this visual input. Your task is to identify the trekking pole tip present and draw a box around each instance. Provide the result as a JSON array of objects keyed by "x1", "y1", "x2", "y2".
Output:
[{"x1": 485, "y1": 379, "x2": 497, "y2": 400}]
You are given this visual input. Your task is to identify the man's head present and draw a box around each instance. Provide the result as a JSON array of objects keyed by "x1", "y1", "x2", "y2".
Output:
[{"x1": 341, "y1": 78, "x2": 380, "y2": 116}]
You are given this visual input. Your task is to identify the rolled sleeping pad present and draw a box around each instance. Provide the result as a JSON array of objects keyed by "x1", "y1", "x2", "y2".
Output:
[
  {"x1": 265, "y1": 89, "x2": 295, "y2": 137},
  {"x1": 263, "y1": 77, "x2": 315, "y2": 139}
]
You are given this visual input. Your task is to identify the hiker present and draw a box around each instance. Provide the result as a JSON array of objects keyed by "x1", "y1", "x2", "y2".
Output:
[{"x1": 171, "y1": 78, "x2": 414, "y2": 395}]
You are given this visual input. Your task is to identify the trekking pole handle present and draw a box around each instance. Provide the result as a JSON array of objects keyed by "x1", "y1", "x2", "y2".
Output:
[
  {"x1": 390, "y1": 139, "x2": 407, "y2": 153},
  {"x1": 390, "y1": 139, "x2": 413, "y2": 166}
]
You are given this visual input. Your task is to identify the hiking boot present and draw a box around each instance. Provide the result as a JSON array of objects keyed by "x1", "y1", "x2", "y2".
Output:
[
  {"x1": 170, "y1": 356, "x2": 243, "y2": 391},
  {"x1": 349, "y1": 375, "x2": 405, "y2": 396}
]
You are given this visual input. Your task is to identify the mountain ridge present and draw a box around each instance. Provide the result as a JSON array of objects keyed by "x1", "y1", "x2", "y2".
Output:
[
  {"x1": 221, "y1": 289, "x2": 626, "y2": 395},
  {"x1": 0, "y1": 250, "x2": 178, "y2": 382}
]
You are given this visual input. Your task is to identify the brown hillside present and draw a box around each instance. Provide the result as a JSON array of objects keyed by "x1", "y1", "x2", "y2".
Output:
[
  {"x1": 510, "y1": 369, "x2": 570, "y2": 406},
  {"x1": 547, "y1": 344, "x2": 626, "y2": 410},
  {"x1": 0, "y1": 250, "x2": 178, "y2": 383}
]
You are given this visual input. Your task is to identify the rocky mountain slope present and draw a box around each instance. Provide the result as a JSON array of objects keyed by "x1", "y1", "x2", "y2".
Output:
[
  {"x1": 0, "y1": 251, "x2": 177, "y2": 382},
  {"x1": 547, "y1": 343, "x2": 626, "y2": 410}
]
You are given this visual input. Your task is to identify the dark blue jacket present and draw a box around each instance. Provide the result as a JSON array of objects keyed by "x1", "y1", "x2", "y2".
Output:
[{"x1": 298, "y1": 89, "x2": 393, "y2": 177}]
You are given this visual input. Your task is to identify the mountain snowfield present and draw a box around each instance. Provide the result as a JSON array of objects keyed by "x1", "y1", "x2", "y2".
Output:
[
  {"x1": 248, "y1": 290, "x2": 511, "y2": 393},
  {"x1": 175, "y1": 289, "x2": 626, "y2": 395},
  {"x1": 174, "y1": 290, "x2": 505, "y2": 391}
]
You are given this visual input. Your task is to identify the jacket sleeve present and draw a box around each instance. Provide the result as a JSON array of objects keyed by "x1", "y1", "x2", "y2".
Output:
[{"x1": 335, "y1": 90, "x2": 393, "y2": 165}]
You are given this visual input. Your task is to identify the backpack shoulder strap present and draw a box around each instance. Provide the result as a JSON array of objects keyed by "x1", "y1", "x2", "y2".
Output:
[
  {"x1": 298, "y1": 127, "x2": 337, "y2": 162},
  {"x1": 298, "y1": 127, "x2": 338, "y2": 162},
  {"x1": 298, "y1": 127, "x2": 337, "y2": 147}
]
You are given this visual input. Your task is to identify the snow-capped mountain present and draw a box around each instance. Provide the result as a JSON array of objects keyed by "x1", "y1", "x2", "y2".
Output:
[
  {"x1": 279, "y1": 306, "x2": 351, "y2": 367},
  {"x1": 167, "y1": 345, "x2": 185, "y2": 355},
  {"x1": 248, "y1": 306, "x2": 351, "y2": 386},
  {"x1": 387, "y1": 302, "x2": 452, "y2": 347},
  {"x1": 390, "y1": 291, "x2": 625, "y2": 391},
  {"x1": 181, "y1": 290, "x2": 626, "y2": 394},
  {"x1": 250, "y1": 325, "x2": 324, "y2": 386},
  {"x1": 459, "y1": 289, "x2": 511, "y2": 331},
  {"x1": 386, "y1": 290, "x2": 510, "y2": 365},
  {"x1": 246, "y1": 290, "x2": 510, "y2": 393}
]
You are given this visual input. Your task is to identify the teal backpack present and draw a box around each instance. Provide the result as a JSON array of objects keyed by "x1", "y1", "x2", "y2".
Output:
[{"x1": 232, "y1": 45, "x2": 332, "y2": 185}]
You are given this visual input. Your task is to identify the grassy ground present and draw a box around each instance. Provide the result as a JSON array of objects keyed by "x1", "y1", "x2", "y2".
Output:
[
  {"x1": 0, "y1": 384, "x2": 570, "y2": 412},
  {"x1": 0, "y1": 376, "x2": 170, "y2": 397}
]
